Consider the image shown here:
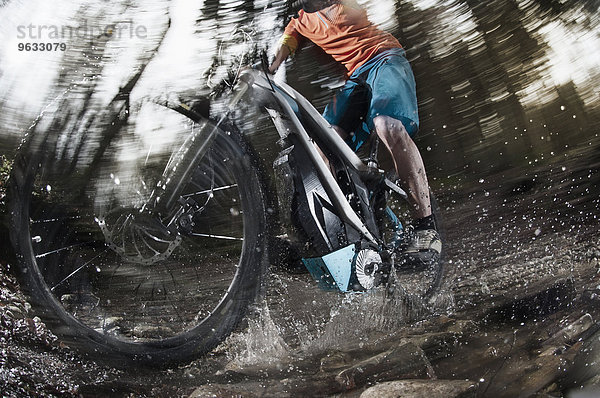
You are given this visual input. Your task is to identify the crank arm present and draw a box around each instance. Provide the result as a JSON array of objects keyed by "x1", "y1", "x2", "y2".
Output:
[{"x1": 384, "y1": 178, "x2": 409, "y2": 201}]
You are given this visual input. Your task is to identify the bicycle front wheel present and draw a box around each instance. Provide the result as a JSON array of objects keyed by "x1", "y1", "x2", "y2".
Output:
[{"x1": 9, "y1": 106, "x2": 268, "y2": 367}]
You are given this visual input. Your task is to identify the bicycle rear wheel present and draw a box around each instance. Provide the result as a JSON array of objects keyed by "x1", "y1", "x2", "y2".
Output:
[{"x1": 8, "y1": 103, "x2": 268, "y2": 366}]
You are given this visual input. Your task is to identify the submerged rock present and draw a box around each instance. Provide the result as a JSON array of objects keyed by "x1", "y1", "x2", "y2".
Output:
[{"x1": 359, "y1": 379, "x2": 477, "y2": 398}]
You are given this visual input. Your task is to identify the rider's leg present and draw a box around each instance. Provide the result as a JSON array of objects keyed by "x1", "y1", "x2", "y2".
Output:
[
  {"x1": 372, "y1": 115, "x2": 441, "y2": 259},
  {"x1": 372, "y1": 115, "x2": 431, "y2": 219}
]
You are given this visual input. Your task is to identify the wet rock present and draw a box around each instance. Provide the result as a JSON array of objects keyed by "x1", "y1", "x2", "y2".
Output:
[
  {"x1": 484, "y1": 278, "x2": 575, "y2": 324},
  {"x1": 213, "y1": 348, "x2": 323, "y2": 382},
  {"x1": 359, "y1": 379, "x2": 477, "y2": 398},
  {"x1": 200, "y1": 343, "x2": 439, "y2": 396},
  {"x1": 581, "y1": 288, "x2": 600, "y2": 304},
  {"x1": 403, "y1": 319, "x2": 477, "y2": 361},
  {"x1": 568, "y1": 386, "x2": 600, "y2": 398},
  {"x1": 539, "y1": 313, "x2": 595, "y2": 356},
  {"x1": 3, "y1": 304, "x2": 27, "y2": 320},
  {"x1": 476, "y1": 338, "x2": 582, "y2": 397},
  {"x1": 0, "y1": 261, "x2": 122, "y2": 397},
  {"x1": 560, "y1": 326, "x2": 600, "y2": 390},
  {"x1": 189, "y1": 376, "x2": 339, "y2": 397},
  {"x1": 515, "y1": 346, "x2": 580, "y2": 397},
  {"x1": 335, "y1": 342, "x2": 433, "y2": 390},
  {"x1": 320, "y1": 351, "x2": 353, "y2": 372},
  {"x1": 189, "y1": 383, "x2": 258, "y2": 397}
]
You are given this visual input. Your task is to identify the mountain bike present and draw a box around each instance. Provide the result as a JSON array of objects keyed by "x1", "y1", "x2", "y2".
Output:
[{"x1": 7, "y1": 56, "x2": 443, "y2": 367}]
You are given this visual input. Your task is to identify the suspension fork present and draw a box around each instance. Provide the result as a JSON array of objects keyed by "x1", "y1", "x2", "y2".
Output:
[
  {"x1": 145, "y1": 117, "x2": 219, "y2": 217},
  {"x1": 146, "y1": 71, "x2": 255, "y2": 218}
]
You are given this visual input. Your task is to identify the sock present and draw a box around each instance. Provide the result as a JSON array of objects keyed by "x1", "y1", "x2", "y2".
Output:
[{"x1": 414, "y1": 215, "x2": 435, "y2": 231}]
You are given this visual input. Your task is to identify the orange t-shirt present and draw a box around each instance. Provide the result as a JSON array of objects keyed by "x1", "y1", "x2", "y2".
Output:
[{"x1": 282, "y1": 1, "x2": 401, "y2": 76}]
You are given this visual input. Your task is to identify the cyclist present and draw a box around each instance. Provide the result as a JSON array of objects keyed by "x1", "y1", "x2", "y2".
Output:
[{"x1": 269, "y1": 0, "x2": 441, "y2": 262}]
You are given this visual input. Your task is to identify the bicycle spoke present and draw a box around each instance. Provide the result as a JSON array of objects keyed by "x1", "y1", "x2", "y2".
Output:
[
  {"x1": 31, "y1": 215, "x2": 83, "y2": 224},
  {"x1": 183, "y1": 183, "x2": 238, "y2": 197},
  {"x1": 35, "y1": 241, "x2": 90, "y2": 259},
  {"x1": 140, "y1": 228, "x2": 175, "y2": 244},
  {"x1": 190, "y1": 232, "x2": 244, "y2": 241},
  {"x1": 50, "y1": 247, "x2": 109, "y2": 291},
  {"x1": 139, "y1": 232, "x2": 162, "y2": 255}
]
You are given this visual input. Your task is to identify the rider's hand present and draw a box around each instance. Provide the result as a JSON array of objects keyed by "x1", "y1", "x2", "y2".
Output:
[{"x1": 249, "y1": 61, "x2": 263, "y2": 71}]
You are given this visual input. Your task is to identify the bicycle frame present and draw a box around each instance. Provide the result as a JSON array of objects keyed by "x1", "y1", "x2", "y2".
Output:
[
  {"x1": 151, "y1": 67, "x2": 411, "y2": 290},
  {"x1": 253, "y1": 69, "x2": 413, "y2": 247},
  {"x1": 256, "y1": 71, "x2": 380, "y2": 244}
]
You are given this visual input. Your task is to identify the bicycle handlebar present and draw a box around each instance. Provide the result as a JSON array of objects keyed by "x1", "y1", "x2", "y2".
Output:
[{"x1": 227, "y1": 69, "x2": 255, "y2": 110}]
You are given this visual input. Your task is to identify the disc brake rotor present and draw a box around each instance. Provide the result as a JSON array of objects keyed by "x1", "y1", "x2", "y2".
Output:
[{"x1": 96, "y1": 210, "x2": 183, "y2": 265}]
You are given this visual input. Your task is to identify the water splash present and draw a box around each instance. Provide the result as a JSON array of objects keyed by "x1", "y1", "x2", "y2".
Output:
[
  {"x1": 220, "y1": 265, "x2": 455, "y2": 368},
  {"x1": 224, "y1": 302, "x2": 290, "y2": 368},
  {"x1": 298, "y1": 272, "x2": 455, "y2": 353}
]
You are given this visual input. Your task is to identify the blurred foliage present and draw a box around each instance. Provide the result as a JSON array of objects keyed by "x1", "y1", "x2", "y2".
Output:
[
  {"x1": 1, "y1": 0, "x2": 598, "y2": 183},
  {"x1": 273, "y1": 0, "x2": 600, "y2": 180}
]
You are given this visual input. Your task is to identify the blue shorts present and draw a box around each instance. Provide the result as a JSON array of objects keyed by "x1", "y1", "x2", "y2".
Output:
[{"x1": 323, "y1": 48, "x2": 419, "y2": 151}]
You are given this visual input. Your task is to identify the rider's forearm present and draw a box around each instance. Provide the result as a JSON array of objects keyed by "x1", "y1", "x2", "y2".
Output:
[{"x1": 269, "y1": 45, "x2": 291, "y2": 74}]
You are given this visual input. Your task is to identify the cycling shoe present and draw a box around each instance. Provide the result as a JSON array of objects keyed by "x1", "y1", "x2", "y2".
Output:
[{"x1": 395, "y1": 229, "x2": 442, "y2": 271}]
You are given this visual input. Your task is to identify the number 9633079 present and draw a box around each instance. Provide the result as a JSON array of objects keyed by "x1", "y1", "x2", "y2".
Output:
[{"x1": 18, "y1": 42, "x2": 66, "y2": 51}]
